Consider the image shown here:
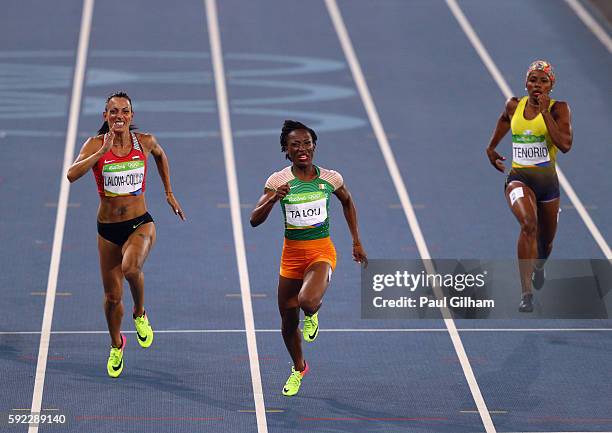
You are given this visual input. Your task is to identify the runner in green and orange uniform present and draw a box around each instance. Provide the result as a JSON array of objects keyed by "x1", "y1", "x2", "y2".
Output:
[{"x1": 251, "y1": 120, "x2": 367, "y2": 396}]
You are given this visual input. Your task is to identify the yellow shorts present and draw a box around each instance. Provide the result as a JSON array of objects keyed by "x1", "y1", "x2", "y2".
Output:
[{"x1": 280, "y1": 237, "x2": 337, "y2": 280}]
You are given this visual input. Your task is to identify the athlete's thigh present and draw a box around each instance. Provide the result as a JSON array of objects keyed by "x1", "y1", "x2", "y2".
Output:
[
  {"x1": 301, "y1": 261, "x2": 332, "y2": 301},
  {"x1": 278, "y1": 275, "x2": 302, "y2": 310},
  {"x1": 505, "y1": 181, "x2": 538, "y2": 224},
  {"x1": 121, "y1": 222, "x2": 156, "y2": 269},
  {"x1": 97, "y1": 235, "x2": 123, "y2": 295},
  {"x1": 537, "y1": 198, "x2": 560, "y2": 244}
]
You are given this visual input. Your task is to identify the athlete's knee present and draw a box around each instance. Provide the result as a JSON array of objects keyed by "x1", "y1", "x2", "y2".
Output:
[
  {"x1": 519, "y1": 217, "x2": 537, "y2": 237},
  {"x1": 104, "y1": 291, "x2": 122, "y2": 305},
  {"x1": 280, "y1": 311, "x2": 299, "y2": 334},
  {"x1": 121, "y1": 262, "x2": 142, "y2": 281}
]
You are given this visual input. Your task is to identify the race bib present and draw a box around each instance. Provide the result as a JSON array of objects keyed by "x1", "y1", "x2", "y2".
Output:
[
  {"x1": 102, "y1": 161, "x2": 145, "y2": 196},
  {"x1": 284, "y1": 191, "x2": 327, "y2": 228},
  {"x1": 512, "y1": 134, "x2": 550, "y2": 166}
]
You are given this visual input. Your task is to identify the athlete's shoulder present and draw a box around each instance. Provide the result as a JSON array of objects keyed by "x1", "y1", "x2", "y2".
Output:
[
  {"x1": 504, "y1": 97, "x2": 521, "y2": 118},
  {"x1": 81, "y1": 135, "x2": 103, "y2": 153},
  {"x1": 551, "y1": 100, "x2": 569, "y2": 111},
  {"x1": 318, "y1": 166, "x2": 344, "y2": 191},
  {"x1": 550, "y1": 100, "x2": 571, "y2": 120},
  {"x1": 265, "y1": 166, "x2": 293, "y2": 190},
  {"x1": 134, "y1": 131, "x2": 153, "y2": 144}
]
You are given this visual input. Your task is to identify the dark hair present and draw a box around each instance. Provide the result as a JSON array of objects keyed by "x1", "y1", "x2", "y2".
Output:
[
  {"x1": 280, "y1": 120, "x2": 317, "y2": 160},
  {"x1": 97, "y1": 91, "x2": 137, "y2": 135}
]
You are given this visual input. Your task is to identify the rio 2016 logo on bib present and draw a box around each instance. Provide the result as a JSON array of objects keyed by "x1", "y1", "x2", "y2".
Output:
[
  {"x1": 284, "y1": 191, "x2": 327, "y2": 228},
  {"x1": 512, "y1": 133, "x2": 550, "y2": 167},
  {"x1": 103, "y1": 160, "x2": 145, "y2": 196}
]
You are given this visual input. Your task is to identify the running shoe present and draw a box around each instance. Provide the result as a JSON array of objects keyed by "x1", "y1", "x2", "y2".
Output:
[
  {"x1": 282, "y1": 361, "x2": 309, "y2": 396},
  {"x1": 302, "y1": 312, "x2": 319, "y2": 342},
  {"x1": 107, "y1": 334, "x2": 126, "y2": 378},
  {"x1": 532, "y1": 267, "x2": 546, "y2": 291},
  {"x1": 134, "y1": 311, "x2": 154, "y2": 348},
  {"x1": 518, "y1": 293, "x2": 534, "y2": 313}
]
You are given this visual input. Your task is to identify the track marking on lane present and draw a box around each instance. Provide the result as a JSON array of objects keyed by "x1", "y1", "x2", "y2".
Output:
[
  {"x1": 565, "y1": 0, "x2": 612, "y2": 52},
  {"x1": 325, "y1": 1, "x2": 496, "y2": 432},
  {"x1": 3, "y1": 327, "x2": 612, "y2": 335},
  {"x1": 28, "y1": 1, "x2": 94, "y2": 432},
  {"x1": 204, "y1": 1, "x2": 268, "y2": 432},
  {"x1": 446, "y1": 0, "x2": 611, "y2": 261}
]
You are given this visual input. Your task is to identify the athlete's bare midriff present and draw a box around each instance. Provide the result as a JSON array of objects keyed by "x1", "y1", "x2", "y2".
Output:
[{"x1": 97, "y1": 194, "x2": 148, "y2": 223}]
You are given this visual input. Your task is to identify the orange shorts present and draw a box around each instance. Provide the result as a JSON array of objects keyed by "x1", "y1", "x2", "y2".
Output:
[{"x1": 280, "y1": 237, "x2": 337, "y2": 280}]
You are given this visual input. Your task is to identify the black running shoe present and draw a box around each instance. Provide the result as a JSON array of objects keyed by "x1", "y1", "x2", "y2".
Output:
[{"x1": 518, "y1": 293, "x2": 534, "y2": 313}]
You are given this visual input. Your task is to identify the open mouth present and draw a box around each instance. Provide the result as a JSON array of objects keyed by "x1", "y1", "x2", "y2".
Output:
[
  {"x1": 297, "y1": 154, "x2": 309, "y2": 161},
  {"x1": 114, "y1": 121, "x2": 125, "y2": 128}
]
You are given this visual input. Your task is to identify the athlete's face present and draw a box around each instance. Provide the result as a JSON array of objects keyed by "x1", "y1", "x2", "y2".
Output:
[
  {"x1": 526, "y1": 70, "x2": 553, "y2": 99},
  {"x1": 104, "y1": 97, "x2": 133, "y2": 134},
  {"x1": 286, "y1": 129, "x2": 315, "y2": 167}
]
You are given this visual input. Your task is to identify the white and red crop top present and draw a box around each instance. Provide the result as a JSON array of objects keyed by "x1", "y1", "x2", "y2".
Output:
[{"x1": 92, "y1": 132, "x2": 147, "y2": 197}]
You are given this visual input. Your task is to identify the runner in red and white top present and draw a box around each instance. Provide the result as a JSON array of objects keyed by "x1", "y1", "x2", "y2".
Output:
[{"x1": 67, "y1": 91, "x2": 185, "y2": 377}]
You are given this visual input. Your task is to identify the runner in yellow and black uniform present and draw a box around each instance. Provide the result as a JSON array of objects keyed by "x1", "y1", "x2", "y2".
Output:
[
  {"x1": 486, "y1": 60, "x2": 573, "y2": 312},
  {"x1": 251, "y1": 120, "x2": 367, "y2": 396}
]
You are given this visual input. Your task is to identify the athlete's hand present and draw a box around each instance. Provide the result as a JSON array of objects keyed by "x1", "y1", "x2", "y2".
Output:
[
  {"x1": 353, "y1": 243, "x2": 368, "y2": 268},
  {"x1": 486, "y1": 147, "x2": 506, "y2": 173},
  {"x1": 166, "y1": 193, "x2": 186, "y2": 221},
  {"x1": 537, "y1": 93, "x2": 550, "y2": 114},
  {"x1": 272, "y1": 183, "x2": 291, "y2": 202},
  {"x1": 101, "y1": 131, "x2": 114, "y2": 154}
]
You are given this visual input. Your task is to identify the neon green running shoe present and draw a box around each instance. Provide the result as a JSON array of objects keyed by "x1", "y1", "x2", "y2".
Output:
[
  {"x1": 134, "y1": 311, "x2": 154, "y2": 348},
  {"x1": 107, "y1": 334, "x2": 126, "y2": 378},
  {"x1": 282, "y1": 361, "x2": 309, "y2": 397},
  {"x1": 302, "y1": 312, "x2": 319, "y2": 342}
]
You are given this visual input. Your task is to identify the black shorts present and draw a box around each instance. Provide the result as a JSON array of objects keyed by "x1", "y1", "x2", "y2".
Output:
[
  {"x1": 505, "y1": 168, "x2": 560, "y2": 202},
  {"x1": 97, "y1": 212, "x2": 154, "y2": 247}
]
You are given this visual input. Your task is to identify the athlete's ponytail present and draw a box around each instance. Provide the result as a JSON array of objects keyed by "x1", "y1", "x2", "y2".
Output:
[{"x1": 96, "y1": 91, "x2": 137, "y2": 135}]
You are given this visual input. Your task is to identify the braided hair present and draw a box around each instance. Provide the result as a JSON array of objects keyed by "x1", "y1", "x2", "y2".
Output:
[
  {"x1": 279, "y1": 120, "x2": 317, "y2": 160},
  {"x1": 97, "y1": 91, "x2": 138, "y2": 135}
]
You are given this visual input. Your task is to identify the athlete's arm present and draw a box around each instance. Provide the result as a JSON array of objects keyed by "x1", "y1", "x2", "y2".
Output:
[
  {"x1": 141, "y1": 133, "x2": 186, "y2": 221},
  {"x1": 486, "y1": 97, "x2": 518, "y2": 173},
  {"x1": 66, "y1": 133, "x2": 113, "y2": 183},
  {"x1": 250, "y1": 184, "x2": 290, "y2": 227},
  {"x1": 333, "y1": 184, "x2": 367, "y2": 265},
  {"x1": 541, "y1": 99, "x2": 572, "y2": 153}
]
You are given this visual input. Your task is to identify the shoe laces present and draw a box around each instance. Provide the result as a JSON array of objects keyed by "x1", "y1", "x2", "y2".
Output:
[
  {"x1": 135, "y1": 315, "x2": 148, "y2": 328},
  {"x1": 109, "y1": 346, "x2": 122, "y2": 363},
  {"x1": 303, "y1": 314, "x2": 315, "y2": 329},
  {"x1": 287, "y1": 368, "x2": 302, "y2": 387}
]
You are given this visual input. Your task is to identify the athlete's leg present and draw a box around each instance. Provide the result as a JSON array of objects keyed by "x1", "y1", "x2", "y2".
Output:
[
  {"x1": 505, "y1": 181, "x2": 538, "y2": 295},
  {"x1": 536, "y1": 198, "x2": 560, "y2": 266},
  {"x1": 299, "y1": 261, "x2": 332, "y2": 315},
  {"x1": 98, "y1": 236, "x2": 124, "y2": 348},
  {"x1": 278, "y1": 276, "x2": 306, "y2": 371},
  {"x1": 121, "y1": 223, "x2": 156, "y2": 317}
]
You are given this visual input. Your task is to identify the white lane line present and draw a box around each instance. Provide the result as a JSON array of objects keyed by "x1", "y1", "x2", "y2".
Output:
[
  {"x1": 325, "y1": 1, "x2": 496, "y2": 432},
  {"x1": 446, "y1": 0, "x2": 611, "y2": 261},
  {"x1": 204, "y1": 1, "x2": 267, "y2": 432},
  {"x1": 2, "y1": 328, "x2": 612, "y2": 335},
  {"x1": 28, "y1": 1, "x2": 94, "y2": 432},
  {"x1": 565, "y1": 0, "x2": 612, "y2": 53}
]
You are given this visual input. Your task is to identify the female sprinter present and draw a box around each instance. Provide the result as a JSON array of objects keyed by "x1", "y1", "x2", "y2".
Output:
[
  {"x1": 67, "y1": 91, "x2": 185, "y2": 377},
  {"x1": 486, "y1": 61, "x2": 572, "y2": 312},
  {"x1": 250, "y1": 120, "x2": 367, "y2": 396}
]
